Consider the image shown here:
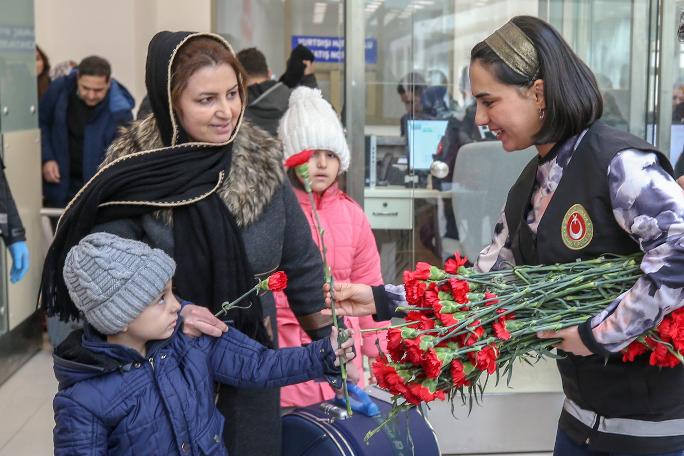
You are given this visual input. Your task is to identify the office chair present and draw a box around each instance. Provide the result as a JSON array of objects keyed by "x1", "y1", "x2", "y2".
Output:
[{"x1": 450, "y1": 141, "x2": 536, "y2": 260}]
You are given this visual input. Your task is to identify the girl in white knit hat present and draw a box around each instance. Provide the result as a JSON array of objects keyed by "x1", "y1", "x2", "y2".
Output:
[{"x1": 276, "y1": 86, "x2": 390, "y2": 408}]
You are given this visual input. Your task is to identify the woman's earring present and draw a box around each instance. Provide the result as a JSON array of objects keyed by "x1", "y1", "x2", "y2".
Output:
[{"x1": 538, "y1": 108, "x2": 545, "y2": 120}]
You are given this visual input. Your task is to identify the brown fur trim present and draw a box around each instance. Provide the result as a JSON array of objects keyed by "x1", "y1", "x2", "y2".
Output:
[{"x1": 102, "y1": 116, "x2": 284, "y2": 228}]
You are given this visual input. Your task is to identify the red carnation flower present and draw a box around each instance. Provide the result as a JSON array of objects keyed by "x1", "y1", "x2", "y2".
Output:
[
  {"x1": 450, "y1": 359, "x2": 471, "y2": 388},
  {"x1": 448, "y1": 279, "x2": 470, "y2": 304},
  {"x1": 405, "y1": 311, "x2": 435, "y2": 330},
  {"x1": 444, "y1": 252, "x2": 468, "y2": 274},
  {"x1": 403, "y1": 336, "x2": 424, "y2": 365},
  {"x1": 492, "y1": 318, "x2": 511, "y2": 341},
  {"x1": 622, "y1": 340, "x2": 648, "y2": 363},
  {"x1": 433, "y1": 302, "x2": 459, "y2": 327},
  {"x1": 484, "y1": 292, "x2": 499, "y2": 306},
  {"x1": 670, "y1": 310, "x2": 684, "y2": 351},
  {"x1": 423, "y1": 289, "x2": 440, "y2": 309},
  {"x1": 265, "y1": 271, "x2": 288, "y2": 292},
  {"x1": 495, "y1": 307, "x2": 515, "y2": 320},
  {"x1": 413, "y1": 262, "x2": 432, "y2": 280},
  {"x1": 406, "y1": 382, "x2": 445, "y2": 405},
  {"x1": 459, "y1": 320, "x2": 485, "y2": 346},
  {"x1": 386, "y1": 327, "x2": 404, "y2": 362},
  {"x1": 284, "y1": 149, "x2": 314, "y2": 169},
  {"x1": 471, "y1": 344, "x2": 499, "y2": 374},
  {"x1": 649, "y1": 342, "x2": 680, "y2": 368},
  {"x1": 422, "y1": 348, "x2": 443, "y2": 378},
  {"x1": 372, "y1": 356, "x2": 417, "y2": 401},
  {"x1": 659, "y1": 310, "x2": 684, "y2": 353},
  {"x1": 405, "y1": 280, "x2": 427, "y2": 305}
]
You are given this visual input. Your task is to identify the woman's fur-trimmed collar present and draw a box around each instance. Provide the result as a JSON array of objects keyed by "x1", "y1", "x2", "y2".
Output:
[{"x1": 103, "y1": 116, "x2": 284, "y2": 227}]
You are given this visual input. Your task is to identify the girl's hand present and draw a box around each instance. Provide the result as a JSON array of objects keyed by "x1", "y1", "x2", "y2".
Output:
[
  {"x1": 181, "y1": 304, "x2": 229, "y2": 338},
  {"x1": 537, "y1": 325, "x2": 592, "y2": 356},
  {"x1": 345, "y1": 359, "x2": 361, "y2": 384},
  {"x1": 367, "y1": 357, "x2": 377, "y2": 384},
  {"x1": 330, "y1": 327, "x2": 355, "y2": 366}
]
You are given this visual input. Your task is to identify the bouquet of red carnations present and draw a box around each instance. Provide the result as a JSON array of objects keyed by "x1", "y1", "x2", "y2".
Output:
[{"x1": 367, "y1": 254, "x2": 684, "y2": 439}]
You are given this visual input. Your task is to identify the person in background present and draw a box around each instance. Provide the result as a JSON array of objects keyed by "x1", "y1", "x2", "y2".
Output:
[
  {"x1": 280, "y1": 44, "x2": 318, "y2": 89},
  {"x1": 422, "y1": 69, "x2": 459, "y2": 119},
  {"x1": 35, "y1": 45, "x2": 51, "y2": 100},
  {"x1": 0, "y1": 156, "x2": 29, "y2": 284},
  {"x1": 40, "y1": 55, "x2": 134, "y2": 209},
  {"x1": 53, "y1": 232, "x2": 354, "y2": 456},
  {"x1": 276, "y1": 86, "x2": 389, "y2": 408},
  {"x1": 49, "y1": 59, "x2": 77, "y2": 81},
  {"x1": 237, "y1": 47, "x2": 291, "y2": 136},
  {"x1": 40, "y1": 55, "x2": 134, "y2": 347},
  {"x1": 397, "y1": 71, "x2": 433, "y2": 137},
  {"x1": 673, "y1": 84, "x2": 684, "y2": 124}
]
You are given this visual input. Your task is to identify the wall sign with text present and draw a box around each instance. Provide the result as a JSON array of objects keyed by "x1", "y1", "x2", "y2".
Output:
[{"x1": 291, "y1": 35, "x2": 377, "y2": 64}]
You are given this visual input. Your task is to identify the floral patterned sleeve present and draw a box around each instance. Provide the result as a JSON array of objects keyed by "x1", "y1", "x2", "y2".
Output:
[{"x1": 583, "y1": 149, "x2": 684, "y2": 353}]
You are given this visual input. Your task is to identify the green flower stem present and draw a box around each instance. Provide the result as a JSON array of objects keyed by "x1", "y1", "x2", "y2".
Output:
[
  {"x1": 214, "y1": 283, "x2": 259, "y2": 318},
  {"x1": 302, "y1": 168, "x2": 352, "y2": 415},
  {"x1": 359, "y1": 320, "x2": 418, "y2": 334}
]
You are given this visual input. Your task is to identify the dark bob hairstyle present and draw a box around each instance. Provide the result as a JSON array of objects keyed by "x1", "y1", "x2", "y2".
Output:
[{"x1": 471, "y1": 16, "x2": 602, "y2": 145}]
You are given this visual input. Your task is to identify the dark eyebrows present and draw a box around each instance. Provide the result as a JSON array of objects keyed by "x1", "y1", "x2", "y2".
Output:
[
  {"x1": 473, "y1": 92, "x2": 491, "y2": 99},
  {"x1": 197, "y1": 83, "x2": 238, "y2": 97}
]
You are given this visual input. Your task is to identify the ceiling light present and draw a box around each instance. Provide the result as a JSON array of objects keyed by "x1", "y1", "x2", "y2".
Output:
[{"x1": 313, "y1": 2, "x2": 327, "y2": 24}]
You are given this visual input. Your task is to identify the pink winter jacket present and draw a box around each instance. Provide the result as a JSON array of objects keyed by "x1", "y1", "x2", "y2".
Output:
[{"x1": 275, "y1": 183, "x2": 389, "y2": 407}]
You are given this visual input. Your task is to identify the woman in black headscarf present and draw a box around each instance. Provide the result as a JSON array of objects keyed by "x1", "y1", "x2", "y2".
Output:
[{"x1": 41, "y1": 31, "x2": 333, "y2": 456}]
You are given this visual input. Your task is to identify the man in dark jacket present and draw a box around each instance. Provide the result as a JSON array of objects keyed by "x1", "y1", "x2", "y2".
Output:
[
  {"x1": 237, "y1": 47, "x2": 291, "y2": 136},
  {"x1": 40, "y1": 55, "x2": 134, "y2": 208},
  {"x1": 0, "y1": 157, "x2": 28, "y2": 283}
]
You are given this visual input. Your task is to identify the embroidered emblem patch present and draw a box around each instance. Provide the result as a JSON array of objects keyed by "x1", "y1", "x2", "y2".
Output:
[{"x1": 561, "y1": 204, "x2": 593, "y2": 250}]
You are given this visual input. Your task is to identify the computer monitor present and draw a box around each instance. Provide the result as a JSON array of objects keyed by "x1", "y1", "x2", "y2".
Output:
[{"x1": 407, "y1": 119, "x2": 448, "y2": 172}]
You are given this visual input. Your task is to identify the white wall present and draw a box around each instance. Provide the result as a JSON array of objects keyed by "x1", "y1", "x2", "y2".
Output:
[
  {"x1": 215, "y1": 0, "x2": 286, "y2": 77},
  {"x1": 34, "y1": 0, "x2": 212, "y2": 113}
]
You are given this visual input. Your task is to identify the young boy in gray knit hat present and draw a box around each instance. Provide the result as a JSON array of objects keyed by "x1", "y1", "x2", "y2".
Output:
[{"x1": 53, "y1": 232, "x2": 353, "y2": 455}]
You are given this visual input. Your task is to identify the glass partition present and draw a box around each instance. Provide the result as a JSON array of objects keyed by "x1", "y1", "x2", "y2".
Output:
[
  {"x1": 669, "y1": 1, "x2": 684, "y2": 175},
  {"x1": 215, "y1": 0, "x2": 345, "y2": 113},
  {"x1": 363, "y1": 0, "x2": 658, "y2": 286}
]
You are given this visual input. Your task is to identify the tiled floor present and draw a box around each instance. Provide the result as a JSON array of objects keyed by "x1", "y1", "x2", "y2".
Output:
[
  {"x1": 0, "y1": 348, "x2": 56, "y2": 456},
  {"x1": 0, "y1": 344, "x2": 552, "y2": 456}
]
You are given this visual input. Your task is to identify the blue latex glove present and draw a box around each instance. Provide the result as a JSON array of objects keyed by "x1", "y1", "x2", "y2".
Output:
[{"x1": 8, "y1": 241, "x2": 29, "y2": 283}]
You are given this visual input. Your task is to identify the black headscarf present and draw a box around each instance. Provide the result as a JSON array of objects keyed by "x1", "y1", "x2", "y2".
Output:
[{"x1": 40, "y1": 31, "x2": 270, "y2": 345}]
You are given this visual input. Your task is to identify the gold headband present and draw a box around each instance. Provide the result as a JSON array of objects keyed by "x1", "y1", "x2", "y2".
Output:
[{"x1": 484, "y1": 21, "x2": 539, "y2": 81}]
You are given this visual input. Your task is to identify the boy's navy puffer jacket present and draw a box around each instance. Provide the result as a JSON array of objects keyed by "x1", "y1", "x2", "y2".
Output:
[{"x1": 52, "y1": 322, "x2": 337, "y2": 455}]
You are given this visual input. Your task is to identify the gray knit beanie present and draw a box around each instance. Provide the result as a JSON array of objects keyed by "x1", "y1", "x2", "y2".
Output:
[{"x1": 63, "y1": 232, "x2": 176, "y2": 335}]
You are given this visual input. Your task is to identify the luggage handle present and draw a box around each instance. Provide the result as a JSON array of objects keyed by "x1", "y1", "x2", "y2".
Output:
[{"x1": 333, "y1": 382, "x2": 381, "y2": 417}]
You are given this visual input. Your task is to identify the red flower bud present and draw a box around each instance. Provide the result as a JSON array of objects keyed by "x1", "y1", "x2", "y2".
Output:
[{"x1": 259, "y1": 271, "x2": 288, "y2": 292}]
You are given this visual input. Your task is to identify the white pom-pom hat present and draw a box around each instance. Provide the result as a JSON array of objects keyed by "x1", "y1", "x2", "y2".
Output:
[{"x1": 278, "y1": 86, "x2": 350, "y2": 173}]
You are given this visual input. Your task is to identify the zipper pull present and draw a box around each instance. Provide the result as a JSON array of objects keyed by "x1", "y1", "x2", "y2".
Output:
[{"x1": 148, "y1": 356, "x2": 155, "y2": 370}]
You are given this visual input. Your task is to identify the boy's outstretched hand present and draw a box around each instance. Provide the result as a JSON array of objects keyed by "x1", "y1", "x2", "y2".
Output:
[
  {"x1": 181, "y1": 304, "x2": 229, "y2": 337},
  {"x1": 322, "y1": 282, "x2": 377, "y2": 317},
  {"x1": 329, "y1": 326, "x2": 355, "y2": 366}
]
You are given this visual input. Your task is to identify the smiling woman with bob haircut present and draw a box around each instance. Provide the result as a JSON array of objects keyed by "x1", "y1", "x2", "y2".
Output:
[
  {"x1": 41, "y1": 31, "x2": 335, "y2": 456},
  {"x1": 468, "y1": 15, "x2": 684, "y2": 455}
]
